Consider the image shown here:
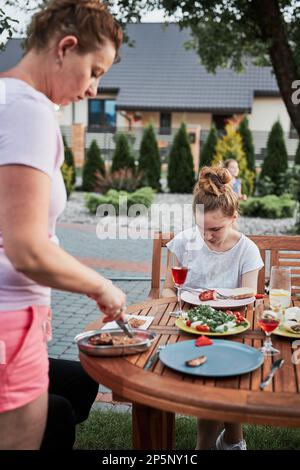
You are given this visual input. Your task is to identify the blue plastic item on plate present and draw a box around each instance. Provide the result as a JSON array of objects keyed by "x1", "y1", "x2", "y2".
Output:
[{"x1": 159, "y1": 339, "x2": 264, "y2": 377}]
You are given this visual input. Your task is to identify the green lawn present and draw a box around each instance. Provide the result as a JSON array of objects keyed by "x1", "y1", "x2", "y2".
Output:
[{"x1": 75, "y1": 410, "x2": 300, "y2": 450}]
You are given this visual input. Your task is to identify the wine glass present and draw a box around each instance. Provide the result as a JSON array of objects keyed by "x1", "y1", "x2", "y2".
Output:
[
  {"x1": 171, "y1": 255, "x2": 189, "y2": 318},
  {"x1": 269, "y1": 266, "x2": 291, "y2": 322},
  {"x1": 256, "y1": 297, "x2": 280, "y2": 356}
]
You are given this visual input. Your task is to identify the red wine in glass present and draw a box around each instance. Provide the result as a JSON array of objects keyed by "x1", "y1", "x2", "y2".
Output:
[
  {"x1": 258, "y1": 318, "x2": 280, "y2": 334},
  {"x1": 172, "y1": 266, "x2": 188, "y2": 286},
  {"x1": 171, "y1": 266, "x2": 189, "y2": 317}
]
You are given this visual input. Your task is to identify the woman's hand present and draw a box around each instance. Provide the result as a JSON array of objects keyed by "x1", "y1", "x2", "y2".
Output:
[{"x1": 88, "y1": 279, "x2": 127, "y2": 322}]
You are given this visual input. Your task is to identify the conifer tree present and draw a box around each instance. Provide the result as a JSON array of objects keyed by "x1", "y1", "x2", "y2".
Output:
[
  {"x1": 295, "y1": 140, "x2": 300, "y2": 166},
  {"x1": 82, "y1": 139, "x2": 106, "y2": 192},
  {"x1": 168, "y1": 123, "x2": 195, "y2": 193},
  {"x1": 111, "y1": 133, "x2": 135, "y2": 173},
  {"x1": 138, "y1": 123, "x2": 161, "y2": 190},
  {"x1": 260, "y1": 120, "x2": 288, "y2": 191},
  {"x1": 213, "y1": 123, "x2": 254, "y2": 195},
  {"x1": 238, "y1": 117, "x2": 256, "y2": 173},
  {"x1": 62, "y1": 135, "x2": 76, "y2": 185},
  {"x1": 199, "y1": 124, "x2": 218, "y2": 168}
]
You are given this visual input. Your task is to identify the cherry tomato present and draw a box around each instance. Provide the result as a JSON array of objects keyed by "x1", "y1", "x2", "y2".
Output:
[
  {"x1": 195, "y1": 335, "x2": 213, "y2": 347},
  {"x1": 196, "y1": 324, "x2": 210, "y2": 332}
]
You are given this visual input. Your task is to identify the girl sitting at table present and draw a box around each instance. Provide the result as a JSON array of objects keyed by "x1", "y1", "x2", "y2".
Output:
[{"x1": 162, "y1": 166, "x2": 263, "y2": 450}]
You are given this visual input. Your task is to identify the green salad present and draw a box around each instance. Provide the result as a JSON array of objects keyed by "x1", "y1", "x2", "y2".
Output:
[{"x1": 181, "y1": 305, "x2": 248, "y2": 333}]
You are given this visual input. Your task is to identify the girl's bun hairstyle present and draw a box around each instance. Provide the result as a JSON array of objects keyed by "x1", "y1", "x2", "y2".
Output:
[
  {"x1": 193, "y1": 166, "x2": 239, "y2": 216},
  {"x1": 26, "y1": 0, "x2": 123, "y2": 58}
]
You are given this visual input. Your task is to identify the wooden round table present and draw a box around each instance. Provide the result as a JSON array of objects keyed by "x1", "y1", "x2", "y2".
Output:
[{"x1": 80, "y1": 297, "x2": 300, "y2": 450}]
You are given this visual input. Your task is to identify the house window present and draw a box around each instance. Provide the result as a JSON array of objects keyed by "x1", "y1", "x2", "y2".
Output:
[
  {"x1": 159, "y1": 112, "x2": 172, "y2": 134},
  {"x1": 88, "y1": 99, "x2": 116, "y2": 131}
]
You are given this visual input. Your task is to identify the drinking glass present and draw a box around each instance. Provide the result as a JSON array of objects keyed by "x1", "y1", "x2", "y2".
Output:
[
  {"x1": 256, "y1": 297, "x2": 280, "y2": 356},
  {"x1": 269, "y1": 266, "x2": 291, "y2": 321},
  {"x1": 171, "y1": 256, "x2": 189, "y2": 318}
]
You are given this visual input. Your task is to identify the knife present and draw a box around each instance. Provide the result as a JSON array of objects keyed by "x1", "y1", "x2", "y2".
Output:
[
  {"x1": 259, "y1": 358, "x2": 284, "y2": 390},
  {"x1": 115, "y1": 318, "x2": 134, "y2": 338},
  {"x1": 144, "y1": 345, "x2": 165, "y2": 370}
]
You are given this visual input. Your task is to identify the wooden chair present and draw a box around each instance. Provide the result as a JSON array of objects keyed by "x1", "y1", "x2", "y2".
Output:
[{"x1": 149, "y1": 232, "x2": 300, "y2": 299}]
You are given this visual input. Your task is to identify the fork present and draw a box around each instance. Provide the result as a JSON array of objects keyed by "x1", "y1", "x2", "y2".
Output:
[{"x1": 180, "y1": 286, "x2": 230, "y2": 300}]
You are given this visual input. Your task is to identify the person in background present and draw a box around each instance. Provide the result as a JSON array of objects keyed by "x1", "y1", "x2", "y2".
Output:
[
  {"x1": 0, "y1": 0, "x2": 125, "y2": 449},
  {"x1": 163, "y1": 166, "x2": 263, "y2": 450},
  {"x1": 224, "y1": 159, "x2": 247, "y2": 201}
]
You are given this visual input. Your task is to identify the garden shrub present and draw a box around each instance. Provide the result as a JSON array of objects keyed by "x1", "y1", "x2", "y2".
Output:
[
  {"x1": 94, "y1": 168, "x2": 143, "y2": 193},
  {"x1": 240, "y1": 194, "x2": 296, "y2": 218},
  {"x1": 85, "y1": 187, "x2": 155, "y2": 215}
]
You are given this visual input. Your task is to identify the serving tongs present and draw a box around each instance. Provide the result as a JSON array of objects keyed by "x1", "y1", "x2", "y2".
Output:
[{"x1": 115, "y1": 318, "x2": 134, "y2": 338}]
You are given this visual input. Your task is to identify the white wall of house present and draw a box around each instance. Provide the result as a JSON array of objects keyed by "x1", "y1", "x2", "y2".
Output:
[{"x1": 248, "y1": 97, "x2": 290, "y2": 132}]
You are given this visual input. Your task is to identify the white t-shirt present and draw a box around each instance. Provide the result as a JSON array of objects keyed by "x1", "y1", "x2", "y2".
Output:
[{"x1": 166, "y1": 227, "x2": 264, "y2": 289}]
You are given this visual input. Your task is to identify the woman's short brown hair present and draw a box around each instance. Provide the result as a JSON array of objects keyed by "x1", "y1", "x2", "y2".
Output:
[
  {"x1": 26, "y1": 0, "x2": 123, "y2": 60},
  {"x1": 193, "y1": 166, "x2": 239, "y2": 217}
]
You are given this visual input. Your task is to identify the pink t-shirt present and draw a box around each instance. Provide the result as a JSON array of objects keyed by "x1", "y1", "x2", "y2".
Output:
[{"x1": 0, "y1": 78, "x2": 67, "y2": 310}]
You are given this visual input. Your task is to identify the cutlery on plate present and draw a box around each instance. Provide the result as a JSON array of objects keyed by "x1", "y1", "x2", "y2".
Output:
[
  {"x1": 144, "y1": 345, "x2": 166, "y2": 370},
  {"x1": 259, "y1": 358, "x2": 284, "y2": 390},
  {"x1": 115, "y1": 318, "x2": 134, "y2": 338},
  {"x1": 180, "y1": 286, "x2": 230, "y2": 300}
]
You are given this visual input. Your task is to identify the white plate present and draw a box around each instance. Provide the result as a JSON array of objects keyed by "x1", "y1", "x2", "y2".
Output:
[
  {"x1": 181, "y1": 288, "x2": 255, "y2": 309},
  {"x1": 101, "y1": 314, "x2": 154, "y2": 331}
]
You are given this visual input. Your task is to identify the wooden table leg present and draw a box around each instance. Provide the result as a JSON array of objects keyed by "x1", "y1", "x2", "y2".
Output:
[{"x1": 132, "y1": 403, "x2": 175, "y2": 450}]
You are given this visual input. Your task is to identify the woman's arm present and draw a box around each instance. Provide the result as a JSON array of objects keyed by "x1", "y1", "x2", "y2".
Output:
[{"x1": 0, "y1": 165, "x2": 125, "y2": 318}]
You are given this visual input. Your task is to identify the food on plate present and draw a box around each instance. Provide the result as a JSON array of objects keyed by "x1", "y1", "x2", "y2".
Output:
[
  {"x1": 88, "y1": 332, "x2": 140, "y2": 346},
  {"x1": 184, "y1": 305, "x2": 248, "y2": 333},
  {"x1": 284, "y1": 307, "x2": 300, "y2": 322},
  {"x1": 128, "y1": 318, "x2": 146, "y2": 328},
  {"x1": 186, "y1": 355, "x2": 207, "y2": 367},
  {"x1": 199, "y1": 290, "x2": 217, "y2": 301},
  {"x1": 195, "y1": 336, "x2": 213, "y2": 347},
  {"x1": 283, "y1": 320, "x2": 300, "y2": 334},
  {"x1": 89, "y1": 333, "x2": 113, "y2": 345},
  {"x1": 112, "y1": 335, "x2": 141, "y2": 345},
  {"x1": 230, "y1": 287, "x2": 255, "y2": 299},
  {"x1": 197, "y1": 287, "x2": 254, "y2": 302}
]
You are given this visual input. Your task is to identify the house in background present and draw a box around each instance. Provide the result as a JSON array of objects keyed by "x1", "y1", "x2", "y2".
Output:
[{"x1": 0, "y1": 23, "x2": 297, "y2": 169}]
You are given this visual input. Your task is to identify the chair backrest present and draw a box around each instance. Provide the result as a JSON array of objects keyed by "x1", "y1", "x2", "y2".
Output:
[{"x1": 149, "y1": 232, "x2": 300, "y2": 298}]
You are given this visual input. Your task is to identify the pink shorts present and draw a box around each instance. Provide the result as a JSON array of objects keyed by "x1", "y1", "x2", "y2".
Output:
[{"x1": 0, "y1": 306, "x2": 51, "y2": 413}]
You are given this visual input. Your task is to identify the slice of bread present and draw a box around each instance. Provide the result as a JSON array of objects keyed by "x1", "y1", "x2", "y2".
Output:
[{"x1": 231, "y1": 287, "x2": 255, "y2": 300}]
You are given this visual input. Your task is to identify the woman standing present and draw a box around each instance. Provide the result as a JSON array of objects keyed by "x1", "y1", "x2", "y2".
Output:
[{"x1": 0, "y1": 0, "x2": 125, "y2": 449}]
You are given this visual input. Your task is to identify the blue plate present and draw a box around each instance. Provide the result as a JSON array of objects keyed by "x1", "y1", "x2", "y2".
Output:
[{"x1": 159, "y1": 339, "x2": 264, "y2": 377}]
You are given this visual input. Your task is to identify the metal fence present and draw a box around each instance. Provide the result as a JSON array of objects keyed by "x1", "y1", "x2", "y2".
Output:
[{"x1": 60, "y1": 125, "x2": 300, "y2": 165}]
